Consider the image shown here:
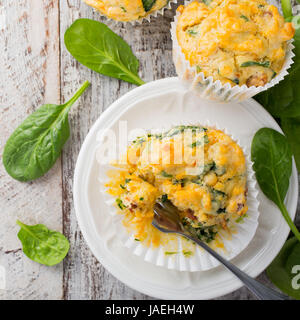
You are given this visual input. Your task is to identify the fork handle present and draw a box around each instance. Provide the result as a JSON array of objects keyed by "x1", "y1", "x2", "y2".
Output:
[{"x1": 182, "y1": 233, "x2": 289, "y2": 300}]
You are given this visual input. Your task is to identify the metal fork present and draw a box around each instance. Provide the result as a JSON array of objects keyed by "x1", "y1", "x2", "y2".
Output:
[{"x1": 152, "y1": 200, "x2": 288, "y2": 300}]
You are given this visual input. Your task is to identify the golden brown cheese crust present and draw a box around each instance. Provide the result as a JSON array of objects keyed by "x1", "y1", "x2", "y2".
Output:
[
  {"x1": 84, "y1": 0, "x2": 168, "y2": 21},
  {"x1": 176, "y1": 0, "x2": 295, "y2": 87},
  {"x1": 106, "y1": 126, "x2": 248, "y2": 247}
]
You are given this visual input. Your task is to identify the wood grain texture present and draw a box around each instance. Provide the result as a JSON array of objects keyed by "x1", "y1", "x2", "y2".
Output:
[
  {"x1": 0, "y1": 0, "x2": 299, "y2": 300},
  {"x1": 0, "y1": 0, "x2": 62, "y2": 299}
]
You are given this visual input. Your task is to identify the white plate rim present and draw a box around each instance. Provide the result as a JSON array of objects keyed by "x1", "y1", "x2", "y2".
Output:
[{"x1": 73, "y1": 77, "x2": 298, "y2": 300}]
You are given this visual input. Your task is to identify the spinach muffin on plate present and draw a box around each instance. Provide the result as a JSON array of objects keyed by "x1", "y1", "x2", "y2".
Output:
[
  {"x1": 175, "y1": 0, "x2": 295, "y2": 88},
  {"x1": 84, "y1": 0, "x2": 170, "y2": 21},
  {"x1": 105, "y1": 125, "x2": 248, "y2": 247}
]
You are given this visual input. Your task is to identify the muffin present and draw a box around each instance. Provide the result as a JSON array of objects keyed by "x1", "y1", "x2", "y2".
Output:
[
  {"x1": 175, "y1": 0, "x2": 295, "y2": 88},
  {"x1": 106, "y1": 125, "x2": 248, "y2": 246},
  {"x1": 84, "y1": 0, "x2": 169, "y2": 21}
]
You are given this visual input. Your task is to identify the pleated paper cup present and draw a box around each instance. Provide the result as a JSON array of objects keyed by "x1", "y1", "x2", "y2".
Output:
[
  {"x1": 83, "y1": 0, "x2": 178, "y2": 25},
  {"x1": 171, "y1": 0, "x2": 295, "y2": 103},
  {"x1": 97, "y1": 121, "x2": 260, "y2": 272}
]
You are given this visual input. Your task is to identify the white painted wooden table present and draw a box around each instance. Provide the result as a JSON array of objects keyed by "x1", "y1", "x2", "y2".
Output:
[{"x1": 0, "y1": 0, "x2": 299, "y2": 300}]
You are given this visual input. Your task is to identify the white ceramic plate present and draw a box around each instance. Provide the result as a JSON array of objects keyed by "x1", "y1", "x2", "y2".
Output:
[{"x1": 73, "y1": 77, "x2": 298, "y2": 300}]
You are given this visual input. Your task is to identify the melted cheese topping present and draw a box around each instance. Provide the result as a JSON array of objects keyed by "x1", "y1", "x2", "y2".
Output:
[
  {"x1": 106, "y1": 126, "x2": 248, "y2": 247},
  {"x1": 176, "y1": 0, "x2": 294, "y2": 87},
  {"x1": 84, "y1": 0, "x2": 168, "y2": 21}
]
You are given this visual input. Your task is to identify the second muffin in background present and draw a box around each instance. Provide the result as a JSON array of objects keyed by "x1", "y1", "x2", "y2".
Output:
[
  {"x1": 172, "y1": 0, "x2": 295, "y2": 102},
  {"x1": 84, "y1": 0, "x2": 170, "y2": 22},
  {"x1": 176, "y1": 0, "x2": 294, "y2": 87}
]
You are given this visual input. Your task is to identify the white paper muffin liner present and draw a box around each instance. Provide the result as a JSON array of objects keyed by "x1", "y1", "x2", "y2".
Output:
[
  {"x1": 171, "y1": 0, "x2": 295, "y2": 103},
  {"x1": 97, "y1": 121, "x2": 260, "y2": 272},
  {"x1": 83, "y1": 0, "x2": 178, "y2": 25}
]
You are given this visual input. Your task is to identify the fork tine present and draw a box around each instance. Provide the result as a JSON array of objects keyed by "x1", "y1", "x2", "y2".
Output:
[
  {"x1": 157, "y1": 200, "x2": 179, "y2": 215},
  {"x1": 154, "y1": 204, "x2": 177, "y2": 224},
  {"x1": 153, "y1": 202, "x2": 183, "y2": 232}
]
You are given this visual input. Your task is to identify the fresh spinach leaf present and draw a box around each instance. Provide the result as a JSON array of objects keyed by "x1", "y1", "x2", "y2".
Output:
[
  {"x1": 281, "y1": 0, "x2": 293, "y2": 19},
  {"x1": 3, "y1": 81, "x2": 90, "y2": 182},
  {"x1": 142, "y1": 0, "x2": 156, "y2": 12},
  {"x1": 281, "y1": 116, "x2": 300, "y2": 171},
  {"x1": 267, "y1": 237, "x2": 300, "y2": 300},
  {"x1": 255, "y1": 28, "x2": 300, "y2": 118},
  {"x1": 251, "y1": 128, "x2": 300, "y2": 241},
  {"x1": 254, "y1": 15, "x2": 300, "y2": 171},
  {"x1": 17, "y1": 220, "x2": 70, "y2": 266},
  {"x1": 64, "y1": 19, "x2": 145, "y2": 86}
]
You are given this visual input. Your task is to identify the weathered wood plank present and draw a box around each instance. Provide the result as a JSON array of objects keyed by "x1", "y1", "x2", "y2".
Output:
[{"x1": 0, "y1": 0, "x2": 61, "y2": 299}]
